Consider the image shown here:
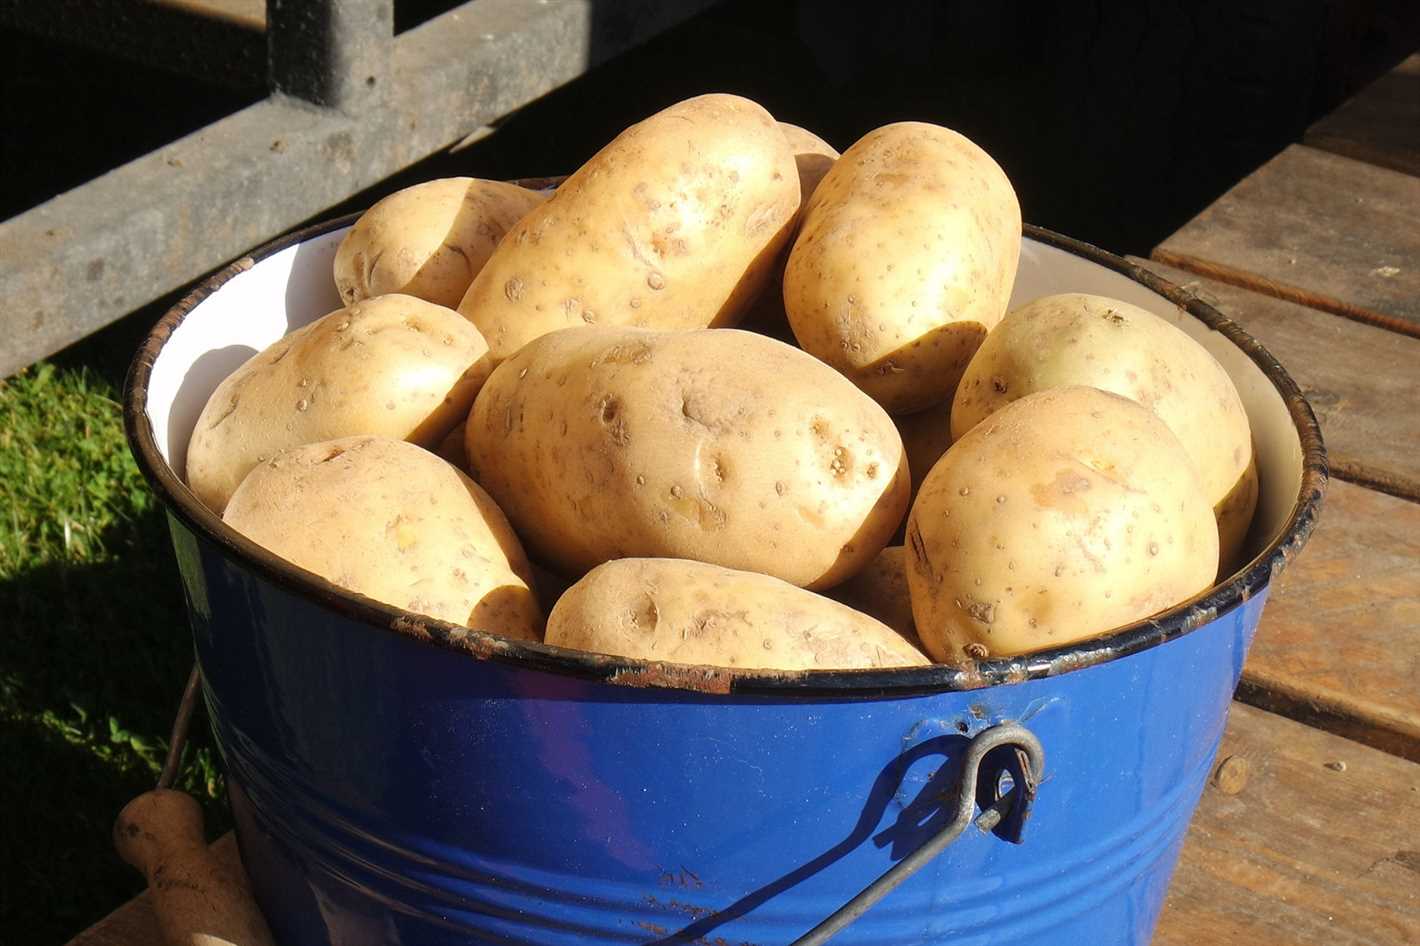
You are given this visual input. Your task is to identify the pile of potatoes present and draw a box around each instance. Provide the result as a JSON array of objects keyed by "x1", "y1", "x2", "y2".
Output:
[{"x1": 186, "y1": 93, "x2": 1257, "y2": 672}]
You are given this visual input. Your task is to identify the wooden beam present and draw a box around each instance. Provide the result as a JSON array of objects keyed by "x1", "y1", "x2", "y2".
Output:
[
  {"x1": 267, "y1": 0, "x2": 392, "y2": 112},
  {"x1": 0, "y1": 0, "x2": 722, "y2": 378}
]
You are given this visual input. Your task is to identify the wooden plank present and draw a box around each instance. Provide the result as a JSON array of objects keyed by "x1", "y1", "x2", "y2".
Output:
[
  {"x1": 1156, "y1": 703, "x2": 1420, "y2": 946},
  {"x1": 69, "y1": 708, "x2": 1420, "y2": 946},
  {"x1": 1307, "y1": 53, "x2": 1420, "y2": 179},
  {"x1": 66, "y1": 834, "x2": 241, "y2": 946},
  {"x1": 1240, "y1": 478, "x2": 1420, "y2": 762},
  {"x1": 1129, "y1": 258, "x2": 1420, "y2": 502},
  {"x1": 1153, "y1": 144, "x2": 1420, "y2": 338}
]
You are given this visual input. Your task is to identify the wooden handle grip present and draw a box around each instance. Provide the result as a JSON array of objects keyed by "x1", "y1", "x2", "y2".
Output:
[{"x1": 115, "y1": 789, "x2": 276, "y2": 946}]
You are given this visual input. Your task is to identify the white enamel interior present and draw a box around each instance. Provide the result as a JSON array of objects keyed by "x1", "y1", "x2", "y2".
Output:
[
  {"x1": 147, "y1": 228, "x2": 349, "y2": 478},
  {"x1": 145, "y1": 230, "x2": 1304, "y2": 569}
]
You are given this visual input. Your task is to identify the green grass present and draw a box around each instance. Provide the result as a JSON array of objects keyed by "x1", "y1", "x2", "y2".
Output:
[{"x1": 0, "y1": 347, "x2": 227, "y2": 944}]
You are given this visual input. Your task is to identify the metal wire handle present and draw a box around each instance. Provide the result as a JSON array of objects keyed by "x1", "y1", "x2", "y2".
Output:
[
  {"x1": 789, "y1": 721, "x2": 1046, "y2": 946},
  {"x1": 157, "y1": 663, "x2": 203, "y2": 790}
]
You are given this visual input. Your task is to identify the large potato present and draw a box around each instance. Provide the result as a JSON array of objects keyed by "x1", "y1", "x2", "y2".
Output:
[
  {"x1": 894, "y1": 402, "x2": 953, "y2": 508},
  {"x1": 828, "y1": 546, "x2": 920, "y2": 646},
  {"x1": 736, "y1": 289, "x2": 799, "y2": 346},
  {"x1": 434, "y1": 420, "x2": 470, "y2": 474},
  {"x1": 224, "y1": 437, "x2": 541, "y2": 640},
  {"x1": 951, "y1": 293, "x2": 1257, "y2": 570},
  {"x1": 457, "y1": 94, "x2": 801, "y2": 363},
  {"x1": 466, "y1": 326, "x2": 909, "y2": 590},
  {"x1": 547, "y1": 558, "x2": 928, "y2": 669},
  {"x1": 779, "y1": 121, "x2": 838, "y2": 209},
  {"x1": 784, "y1": 121, "x2": 1021, "y2": 414},
  {"x1": 906, "y1": 386, "x2": 1218, "y2": 662},
  {"x1": 334, "y1": 178, "x2": 547, "y2": 309},
  {"x1": 738, "y1": 123, "x2": 840, "y2": 345},
  {"x1": 187, "y1": 294, "x2": 491, "y2": 514}
]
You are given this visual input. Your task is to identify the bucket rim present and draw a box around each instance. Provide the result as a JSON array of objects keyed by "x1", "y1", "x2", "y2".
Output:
[{"x1": 123, "y1": 210, "x2": 1327, "y2": 698}]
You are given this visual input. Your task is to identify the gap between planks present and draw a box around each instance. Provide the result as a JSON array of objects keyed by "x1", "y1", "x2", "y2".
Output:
[{"x1": 1151, "y1": 249, "x2": 1420, "y2": 341}]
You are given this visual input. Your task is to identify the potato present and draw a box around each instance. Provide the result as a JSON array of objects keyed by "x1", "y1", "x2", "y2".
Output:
[
  {"x1": 546, "y1": 558, "x2": 929, "y2": 669},
  {"x1": 529, "y1": 561, "x2": 572, "y2": 618},
  {"x1": 186, "y1": 294, "x2": 491, "y2": 514},
  {"x1": 894, "y1": 402, "x2": 953, "y2": 508},
  {"x1": 466, "y1": 326, "x2": 909, "y2": 590},
  {"x1": 828, "y1": 546, "x2": 920, "y2": 646},
  {"x1": 737, "y1": 123, "x2": 840, "y2": 346},
  {"x1": 906, "y1": 386, "x2": 1219, "y2": 662},
  {"x1": 778, "y1": 121, "x2": 839, "y2": 209},
  {"x1": 784, "y1": 121, "x2": 1021, "y2": 414},
  {"x1": 334, "y1": 178, "x2": 547, "y2": 309},
  {"x1": 737, "y1": 290, "x2": 799, "y2": 346},
  {"x1": 1215, "y1": 454, "x2": 1260, "y2": 575},
  {"x1": 950, "y1": 293, "x2": 1257, "y2": 570},
  {"x1": 457, "y1": 94, "x2": 801, "y2": 363},
  {"x1": 434, "y1": 420, "x2": 470, "y2": 473},
  {"x1": 224, "y1": 437, "x2": 541, "y2": 640}
]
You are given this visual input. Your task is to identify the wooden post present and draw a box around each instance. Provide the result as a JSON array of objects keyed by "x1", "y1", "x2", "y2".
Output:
[{"x1": 267, "y1": 0, "x2": 393, "y2": 112}]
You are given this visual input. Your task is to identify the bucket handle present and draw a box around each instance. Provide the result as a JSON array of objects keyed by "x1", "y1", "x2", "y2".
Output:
[{"x1": 789, "y1": 721, "x2": 1046, "y2": 946}]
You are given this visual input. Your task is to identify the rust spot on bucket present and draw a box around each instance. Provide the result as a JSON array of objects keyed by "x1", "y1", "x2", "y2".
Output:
[
  {"x1": 1036, "y1": 642, "x2": 1122, "y2": 677},
  {"x1": 610, "y1": 663, "x2": 735, "y2": 694},
  {"x1": 392, "y1": 615, "x2": 523, "y2": 662},
  {"x1": 392, "y1": 614, "x2": 434, "y2": 641},
  {"x1": 1181, "y1": 606, "x2": 1218, "y2": 632},
  {"x1": 646, "y1": 891, "x2": 712, "y2": 916},
  {"x1": 949, "y1": 660, "x2": 993, "y2": 691},
  {"x1": 668, "y1": 898, "x2": 712, "y2": 917}
]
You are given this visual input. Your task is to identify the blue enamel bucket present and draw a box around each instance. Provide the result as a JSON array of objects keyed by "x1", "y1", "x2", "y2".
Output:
[{"x1": 125, "y1": 215, "x2": 1325, "y2": 946}]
